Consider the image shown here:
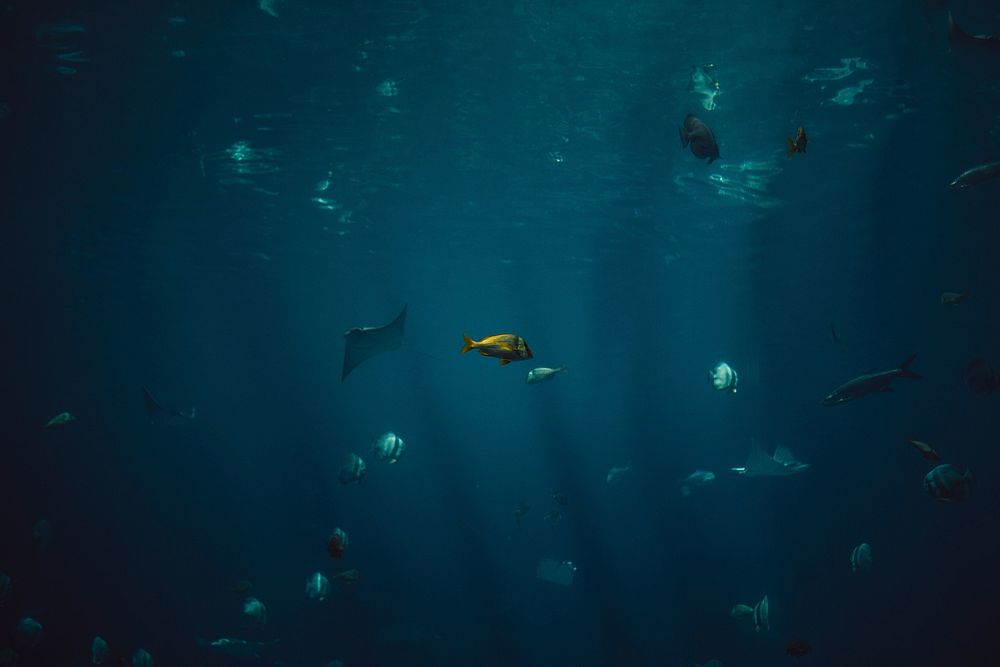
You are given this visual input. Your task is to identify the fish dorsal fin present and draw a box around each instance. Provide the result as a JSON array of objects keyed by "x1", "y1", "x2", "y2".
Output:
[{"x1": 772, "y1": 446, "x2": 796, "y2": 464}]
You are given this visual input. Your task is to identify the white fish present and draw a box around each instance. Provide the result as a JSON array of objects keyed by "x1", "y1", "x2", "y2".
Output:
[
  {"x1": 606, "y1": 465, "x2": 631, "y2": 485},
  {"x1": 526, "y1": 366, "x2": 567, "y2": 384},
  {"x1": 43, "y1": 411, "x2": 75, "y2": 428},
  {"x1": 306, "y1": 572, "x2": 330, "y2": 601},
  {"x1": 680, "y1": 470, "x2": 715, "y2": 497},
  {"x1": 731, "y1": 594, "x2": 768, "y2": 631},
  {"x1": 710, "y1": 362, "x2": 738, "y2": 393},
  {"x1": 242, "y1": 597, "x2": 267, "y2": 626},
  {"x1": 371, "y1": 432, "x2": 405, "y2": 463}
]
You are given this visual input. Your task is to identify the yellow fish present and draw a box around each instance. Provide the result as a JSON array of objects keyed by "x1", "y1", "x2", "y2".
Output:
[{"x1": 461, "y1": 333, "x2": 534, "y2": 365}]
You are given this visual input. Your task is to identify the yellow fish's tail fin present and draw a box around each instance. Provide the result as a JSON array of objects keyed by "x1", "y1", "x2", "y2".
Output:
[
  {"x1": 786, "y1": 138, "x2": 796, "y2": 158},
  {"x1": 461, "y1": 334, "x2": 475, "y2": 355},
  {"x1": 500, "y1": 358, "x2": 511, "y2": 366}
]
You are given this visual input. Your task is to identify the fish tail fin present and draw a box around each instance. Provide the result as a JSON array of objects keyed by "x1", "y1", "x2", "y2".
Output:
[
  {"x1": 500, "y1": 358, "x2": 511, "y2": 366},
  {"x1": 460, "y1": 334, "x2": 475, "y2": 354},
  {"x1": 558, "y1": 365, "x2": 568, "y2": 372},
  {"x1": 786, "y1": 138, "x2": 796, "y2": 158},
  {"x1": 899, "y1": 353, "x2": 921, "y2": 379},
  {"x1": 679, "y1": 126, "x2": 689, "y2": 147}
]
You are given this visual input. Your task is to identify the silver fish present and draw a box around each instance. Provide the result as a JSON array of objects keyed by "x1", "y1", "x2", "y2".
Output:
[
  {"x1": 948, "y1": 162, "x2": 1000, "y2": 190},
  {"x1": 526, "y1": 366, "x2": 567, "y2": 384},
  {"x1": 822, "y1": 354, "x2": 920, "y2": 405},
  {"x1": 197, "y1": 637, "x2": 277, "y2": 658}
]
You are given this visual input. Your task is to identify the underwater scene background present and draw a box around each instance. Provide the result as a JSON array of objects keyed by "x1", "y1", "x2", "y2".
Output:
[{"x1": 3, "y1": 0, "x2": 999, "y2": 665}]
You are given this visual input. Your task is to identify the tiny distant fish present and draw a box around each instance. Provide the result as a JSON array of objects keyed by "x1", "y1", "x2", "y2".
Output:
[
  {"x1": 786, "y1": 127, "x2": 808, "y2": 158},
  {"x1": 461, "y1": 333, "x2": 533, "y2": 365},
  {"x1": 906, "y1": 438, "x2": 940, "y2": 461},
  {"x1": 948, "y1": 162, "x2": 1000, "y2": 190},
  {"x1": 786, "y1": 639, "x2": 812, "y2": 657},
  {"x1": 940, "y1": 290, "x2": 971, "y2": 306},
  {"x1": 680, "y1": 470, "x2": 715, "y2": 497},
  {"x1": 924, "y1": 464, "x2": 974, "y2": 501},
  {"x1": 679, "y1": 114, "x2": 720, "y2": 164},
  {"x1": 830, "y1": 322, "x2": 841, "y2": 344},
  {"x1": 850, "y1": 542, "x2": 872, "y2": 574},
  {"x1": 526, "y1": 366, "x2": 567, "y2": 384},
  {"x1": 42, "y1": 411, "x2": 75, "y2": 429}
]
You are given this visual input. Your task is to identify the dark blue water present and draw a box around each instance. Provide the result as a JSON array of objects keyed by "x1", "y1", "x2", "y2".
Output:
[{"x1": 3, "y1": 1, "x2": 999, "y2": 665}]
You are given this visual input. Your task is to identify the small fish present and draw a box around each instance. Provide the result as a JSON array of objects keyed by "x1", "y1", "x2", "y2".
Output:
[
  {"x1": 326, "y1": 528, "x2": 348, "y2": 559},
  {"x1": 710, "y1": 362, "x2": 738, "y2": 393},
  {"x1": 514, "y1": 501, "x2": 530, "y2": 527},
  {"x1": 786, "y1": 127, "x2": 808, "y2": 158},
  {"x1": 142, "y1": 387, "x2": 196, "y2": 422},
  {"x1": 197, "y1": 637, "x2": 277, "y2": 658},
  {"x1": 850, "y1": 542, "x2": 872, "y2": 574},
  {"x1": 924, "y1": 464, "x2": 974, "y2": 501},
  {"x1": 730, "y1": 604, "x2": 753, "y2": 618},
  {"x1": 338, "y1": 453, "x2": 366, "y2": 485},
  {"x1": 786, "y1": 639, "x2": 812, "y2": 657},
  {"x1": 331, "y1": 568, "x2": 360, "y2": 583},
  {"x1": 940, "y1": 290, "x2": 970, "y2": 306},
  {"x1": 606, "y1": 465, "x2": 631, "y2": 485},
  {"x1": 679, "y1": 114, "x2": 721, "y2": 164},
  {"x1": 822, "y1": 354, "x2": 920, "y2": 405},
  {"x1": 948, "y1": 162, "x2": 1000, "y2": 190},
  {"x1": 905, "y1": 438, "x2": 940, "y2": 461},
  {"x1": 680, "y1": 470, "x2": 715, "y2": 497},
  {"x1": 526, "y1": 366, "x2": 567, "y2": 384},
  {"x1": 461, "y1": 333, "x2": 533, "y2": 365},
  {"x1": 42, "y1": 412, "x2": 75, "y2": 429},
  {"x1": 242, "y1": 597, "x2": 267, "y2": 626},
  {"x1": 830, "y1": 322, "x2": 841, "y2": 344}
]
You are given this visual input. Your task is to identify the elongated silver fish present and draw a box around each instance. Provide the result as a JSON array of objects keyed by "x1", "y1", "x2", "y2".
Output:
[
  {"x1": 197, "y1": 637, "x2": 277, "y2": 658},
  {"x1": 822, "y1": 354, "x2": 920, "y2": 405},
  {"x1": 526, "y1": 366, "x2": 567, "y2": 384},
  {"x1": 948, "y1": 162, "x2": 1000, "y2": 190}
]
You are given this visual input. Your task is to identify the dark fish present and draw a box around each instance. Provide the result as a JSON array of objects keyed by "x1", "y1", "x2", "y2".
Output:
[
  {"x1": 906, "y1": 438, "x2": 940, "y2": 461},
  {"x1": 822, "y1": 354, "x2": 920, "y2": 405},
  {"x1": 948, "y1": 162, "x2": 1000, "y2": 190},
  {"x1": 786, "y1": 639, "x2": 812, "y2": 657},
  {"x1": 786, "y1": 127, "x2": 808, "y2": 158},
  {"x1": 679, "y1": 114, "x2": 720, "y2": 163},
  {"x1": 948, "y1": 12, "x2": 1000, "y2": 52},
  {"x1": 342, "y1": 305, "x2": 407, "y2": 381},
  {"x1": 940, "y1": 290, "x2": 971, "y2": 305},
  {"x1": 924, "y1": 464, "x2": 974, "y2": 501},
  {"x1": 963, "y1": 358, "x2": 998, "y2": 394}
]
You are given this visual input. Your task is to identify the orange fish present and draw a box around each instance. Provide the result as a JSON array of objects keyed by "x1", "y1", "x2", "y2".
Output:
[
  {"x1": 461, "y1": 333, "x2": 533, "y2": 365},
  {"x1": 786, "y1": 127, "x2": 808, "y2": 158}
]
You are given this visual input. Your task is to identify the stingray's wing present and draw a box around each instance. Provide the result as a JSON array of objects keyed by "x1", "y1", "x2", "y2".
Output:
[
  {"x1": 772, "y1": 446, "x2": 797, "y2": 465},
  {"x1": 745, "y1": 441, "x2": 782, "y2": 477},
  {"x1": 341, "y1": 305, "x2": 407, "y2": 381},
  {"x1": 142, "y1": 387, "x2": 163, "y2": 417}
]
